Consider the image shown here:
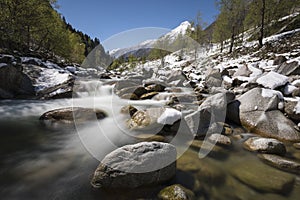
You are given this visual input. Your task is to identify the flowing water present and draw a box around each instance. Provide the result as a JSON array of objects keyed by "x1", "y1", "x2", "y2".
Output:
[{"x1": 1, "y1": 80, "x2": 300, "y2": 200}]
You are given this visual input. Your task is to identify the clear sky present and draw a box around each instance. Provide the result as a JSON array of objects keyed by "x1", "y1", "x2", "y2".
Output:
[{"x1": 57, "y1": 0, "x2": 219, "y2": 50}]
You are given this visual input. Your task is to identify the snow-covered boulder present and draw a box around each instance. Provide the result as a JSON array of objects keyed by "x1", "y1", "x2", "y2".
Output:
[
  {"x1": 256, "y1": 72, "x2": 289, "y2": 90},
  {"x1": 157, "y1": 108, "x2": 182, "y2": 125}
]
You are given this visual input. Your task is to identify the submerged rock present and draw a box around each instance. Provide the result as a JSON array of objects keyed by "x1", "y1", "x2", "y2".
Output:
[
  {"x1": 231, "y1": 160, "x2": 295, "y2": 194},
  {"x1": 258, "y1": 154, "x2": 300, "y2": 175},
  {"x1": 91, "y1": 142, "x2": 177, "y2": 189},
  {"x1": 39, "y1": 107, "x2": 106, "y2": 123},
  {"x1": 243, "y1": 137, "x2": 286, "y2": 156},
  {"x1": 208, "y1": 134, "x2": 232, "y2": 146},
  {"x1": 158, "y1": 184, "x2": 195, "y2": 200}
]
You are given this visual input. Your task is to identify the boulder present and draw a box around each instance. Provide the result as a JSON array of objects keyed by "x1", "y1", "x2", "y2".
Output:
[
  {"x1": 256, "y1": 72, "x2": 289, "y2": 90},
  {"x1": 231, "y1": 160, "x2": 295, "y2": 194},
  {"x1": 277, "y1": 61, "x2": 300, "y2": 76},
  {"x1": 258, "y1": 154, "x2": 300, "y2": 175},
  {"x1": 114, "y1": 80, "x2": 142, "y2": 94},
  {"x1": 284, "y1": 100, "x2": 300, "y2": 122},
  {"x1": 233, "y1": 65, "x2": 252, "y2": 77},
  {"x1": 91, "y1": 142, "x2": 177, "y2": 189},
  {"x1": 274, "y1": 56, "x2": 287, "y2": 66},
  {"x1": 39, "y1": 107, "x2": 106, "y2": 124},
  {"x1": 185, "y1": 92, "x2": 233, "y2": 137},
  {"x1": 127, "y1": 108, "x2": 165, "y2": 130},
  {"x1": 205, "y1": 68, "x2": 222, "y2": 88},
  {"x1": 120, "y1": 105, "x2": 138, "y2": 117},
  {"x1": 158, "y1": 184, "x2": 195, "y2": 200},
  {"x1": 167, "y1": 70, "x2": 188, "y2": 87},
  {"x1": 0, "y1": 64, "x2": 35, "y2": 99},
  {"x1": 227, "y1": 88, "x2": 300, "y2": 142},
  {"x1": 243, "y1": 137, "x2": 286, "y2": 156}
]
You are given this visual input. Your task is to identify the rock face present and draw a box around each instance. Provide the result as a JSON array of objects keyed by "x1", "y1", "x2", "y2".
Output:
[
  {"x1": 0, "y1": 64, "x2": 35, "y2": 99},
  {"x1": 243, "y1": 137, "x2": 286, "y2": 156},
  {"x1": 258, "y1": 154, "x2": 300, "y2": 175},
  {"x1": 39, "y1": 107, "x2": 107, "y2": 123},
  {"x1": 91, "y1": 142, "x2": 177, "y2": 189},
  {"x1": 231, "y1": 160, "x2": 295, "y2": 194},
  {"x1": 158, "y1": 184, "x2": 195, "y2": 200},
  {"x1": 227, "y1": 88, "x2": 300, "y2": 142}
]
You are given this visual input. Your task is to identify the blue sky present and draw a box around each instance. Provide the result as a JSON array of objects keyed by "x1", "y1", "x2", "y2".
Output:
[{"x1": 57, "y1": 0, "x2": 219, "y2": 50}]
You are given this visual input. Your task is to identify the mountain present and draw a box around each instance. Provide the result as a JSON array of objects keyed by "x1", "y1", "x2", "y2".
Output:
[{"x1": 109, "y1": 21, "x2": 192, "y2": 59}]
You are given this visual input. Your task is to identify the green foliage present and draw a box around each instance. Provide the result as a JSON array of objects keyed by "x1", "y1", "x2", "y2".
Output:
[{"x1": 0, "y1": 0, "x2": 110, "y2": 64}]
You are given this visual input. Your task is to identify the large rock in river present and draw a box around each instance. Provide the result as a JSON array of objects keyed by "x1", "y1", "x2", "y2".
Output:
[
  {"x1": 91, "y1": 142, "x2": 177, "y2": 189},
  {"x1": 227, "y1": 88, "x2": 300, "y2": 142},
  {"x1": 39, "y1": 107, "x2": 107, "y2": 124},
  {"x1": 185, "y1": 91, "x2": 234, "y2": 137}
]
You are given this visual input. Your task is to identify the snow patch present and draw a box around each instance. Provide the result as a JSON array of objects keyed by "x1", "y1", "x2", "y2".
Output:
[
  {"x1": 157, "y1": 108, "x2": 182, "y2": 125},
  {"x1": 261, "y1": 89, "x2": 284, "y2": 99},
  {"x1": 284, "y1": 84, "x2": 298, "y2": 96}
]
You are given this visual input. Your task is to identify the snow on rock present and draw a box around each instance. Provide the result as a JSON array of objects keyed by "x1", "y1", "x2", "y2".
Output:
[
  {"x1": 284, "y1": 84, "x2": 298, "y2": 96},
  {"x1": 292, "y1": 80, "x2": 300, "y2": 87},
  {"x1": 261, "y1": 88, "x2": 284, "y2": 100},
  {"x1": 256, "y1": 72, "x2": 289, "y2": 89},
  {"x1": 66, "y1": 66, "x2": 77, "y2": 73},
  {"x1": 157, "y1": 108, "x2": 182, "y2": 125},
  {"x1": 34, "y1": 68, "x2": 71, "y2": 92},
  {"x1": 0, "y1": 63, "x2": 7, "y2": 68}
]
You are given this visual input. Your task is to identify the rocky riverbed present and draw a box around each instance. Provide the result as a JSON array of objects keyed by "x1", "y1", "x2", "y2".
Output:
[{"x1": 1, "y1": 29, "x2": 300, "y2": 199}]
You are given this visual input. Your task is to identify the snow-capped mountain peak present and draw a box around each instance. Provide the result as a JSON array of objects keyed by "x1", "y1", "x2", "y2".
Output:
[
  {"x1": 109, "y1": 21, "x2": 192, "y2": 58},
  {"x1": 162, "y1": 21, "x2": 191, "y2": 41}
]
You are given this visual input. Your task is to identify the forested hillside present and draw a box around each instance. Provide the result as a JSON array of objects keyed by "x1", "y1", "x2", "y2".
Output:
[{"x1": 0, "y1": 0, "x2": 110, "y2": 64}]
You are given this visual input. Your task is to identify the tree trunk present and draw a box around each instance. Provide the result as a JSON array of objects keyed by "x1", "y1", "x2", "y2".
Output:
[
  {"x1": 221, "y1": 41, "x2": 224, "y2": 53},
  {"x1": 259, "y1": 0, "x2": 266, "y2": 48},
  {"x1": 229, "y1": 26, "x2": 235, "y2": 54}
]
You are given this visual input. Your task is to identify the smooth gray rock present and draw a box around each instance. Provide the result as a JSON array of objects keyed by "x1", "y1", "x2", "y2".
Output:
[
  {"x1": 91, "y1": 142, "x2": 177, "y2": 189},
  {"x1": 243, "y1": 137, "x2": 286, "y2": 155}
]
